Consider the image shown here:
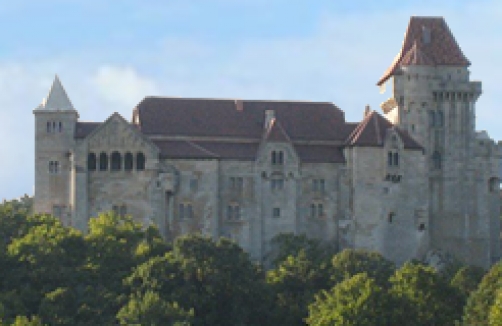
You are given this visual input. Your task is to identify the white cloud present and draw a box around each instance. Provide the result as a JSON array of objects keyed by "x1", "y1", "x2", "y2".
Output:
[{"x1": 92, "y1": 66, "x2": 160, "y2": 109}]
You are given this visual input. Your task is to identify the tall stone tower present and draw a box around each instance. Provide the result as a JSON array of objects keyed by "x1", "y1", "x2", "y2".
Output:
[
  {"x1": 378, "y1": 16, "x2": 500, "y2": 267},
  {"x1": 33, "y1": 76, "x2": 78, "y2": 226}
]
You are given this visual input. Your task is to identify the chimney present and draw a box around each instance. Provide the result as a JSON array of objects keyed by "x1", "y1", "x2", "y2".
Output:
[
  {"x1": 235, "y1": 99, "x2": 243, "y2": 111},
  {"x1": 364, "y1": 105, "x2": 371, "y2": 117},
  {"x1": 264, "y1": 109, "x2": 275, "y2": 129}
]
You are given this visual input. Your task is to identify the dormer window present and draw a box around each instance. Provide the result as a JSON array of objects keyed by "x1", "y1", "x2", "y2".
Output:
[
  {"x1": 271, "y1": 150, "x2": 284, "y2": 165},
  {"x1": 388, "y1": 151, "x2": 399, "y2": 167}
]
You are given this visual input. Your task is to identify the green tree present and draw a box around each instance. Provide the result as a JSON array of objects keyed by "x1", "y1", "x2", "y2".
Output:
[
  {"x1": 117, "y1": 291, "x2": 193, "y2": 326},
  {"x1": 124, "y1": 234, "x2": 272, "y2": 326},
  {"x1": 79, "y1": 212, "x2": 168, "y2": 325},
  {"x1": 489, "y1": 288, "x2": 502, "y2": 326},
  {"x1": 268, "y1": 233, "x2": 336, "y2": 267},
  {"x1": 390, "y1": 262, "x2": 464, "y2": 326},
  {"x1": 267, "y1": 249, "x2": 332, "y2": 325},
  {"x1": 307, "y1": 273, "x2": 400, "y2": 326},
  {"x1": 463, "y1": 261, "x2": 502, "y2": 325},
  {"x1": 450, "y1": 265, "x2": 485, "y2": 299},
  {"x1": 331, "y1": 249, "x2": 395, "y2": 288}
]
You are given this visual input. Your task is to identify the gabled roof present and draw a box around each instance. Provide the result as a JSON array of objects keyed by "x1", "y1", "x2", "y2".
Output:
[
  {"x1": 75, "y1": 122, "x2": 101, "y2": 139},
  {"x1": 264, "y1": 118, "x2": 291, "y2": 142},
  {"x1": 377, "y1": 16, "x2": 470, "y2": 86},
  {"x1": 135, "y1": 97, "x2": 355, "y2": 142},
  {"x1": 345, "y1": 111, "x2": 422, "y2": 150},
  {"x1": 36, "y1": 75, "x2": 75, "y2": 111}
]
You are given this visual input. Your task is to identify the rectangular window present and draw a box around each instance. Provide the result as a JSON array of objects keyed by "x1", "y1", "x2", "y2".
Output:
[
  {"x1": 272, "y1": 207, "x2": 281, "y2": 218},
  {"x1": 179, "y1": 203, "x2": 193, "y2": 219},
  {"x1": 189, "y1": 178, "x2": 198, "y2": 192},
  {"x1": 49, "y1": 161, "x2": 60, "y2": 174},
  {"x1": 312, "y1": 179, "x2": 325, "y2": 193},
  {"x1": 52, "y1": 205, "x2": 64, "y2": 218},
  {"x1": 227, "y1": 204, "x2": 241, "y2": 220},
  {"x1": 230, "y1": 177, "x2": 244, "y2": 193}
]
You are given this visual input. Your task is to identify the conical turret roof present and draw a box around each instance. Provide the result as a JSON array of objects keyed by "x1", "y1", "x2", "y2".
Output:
[{"x1": 36, "y1": 75, "x2": 74, "y2": 110}]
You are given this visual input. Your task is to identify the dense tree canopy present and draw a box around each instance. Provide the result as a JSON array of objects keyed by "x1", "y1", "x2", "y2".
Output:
[{"x1": 0, "y1": 198, "x2": 499, "y2": 325}]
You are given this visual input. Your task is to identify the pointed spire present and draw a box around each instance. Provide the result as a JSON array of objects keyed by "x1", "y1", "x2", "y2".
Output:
[{"x1": 37, "y1": 75, "x2": 74, "y2": 111}]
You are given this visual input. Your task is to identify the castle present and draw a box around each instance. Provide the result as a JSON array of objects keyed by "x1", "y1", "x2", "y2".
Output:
[{"x1": 33, "y1": 17, "x2": 501, "y2": 267}]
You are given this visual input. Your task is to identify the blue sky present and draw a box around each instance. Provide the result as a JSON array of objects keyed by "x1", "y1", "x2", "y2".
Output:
[{"x1": 1, "y1": 0, "x2": 501, "y2": 200}]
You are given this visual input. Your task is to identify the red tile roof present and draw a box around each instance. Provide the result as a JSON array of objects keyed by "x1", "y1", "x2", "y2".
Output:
[
  {"x1": 346, "y1": 111, "x2": 422, "y2": 150},
  {"x1": 377, "y1": 16, "x2": 470, "y2": 86},
  {"x1": 264, "y1": 118, "x2": 291, "y2": 142},
  {"x1": 135, "y1": 97, "x2": 354, "y2": 142}
]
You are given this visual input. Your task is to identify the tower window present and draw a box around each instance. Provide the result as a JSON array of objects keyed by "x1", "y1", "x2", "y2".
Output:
[
  {"x1": 136, "y1": 152, "x2": 146, "y2": 171},
  {"x1": 87, "y1": 153, "x2": 97, "y2": 171},
  {"x1": 388, "y1": 152, "x2": 393, "y2": 166},
  {"x1": 49, "y1": 161, "x2": 60, "y2": 174},
  {"x1": 388, "y1": 212, "x2": 395, "y2": 224},
  {"x1": 310, "y1": 202, "x2": 324, "y2": 218},
  {"x1": 124, "y1": 152, "x2": 133, "y2": 171},
  {"x1": 230, "y1": 177, "x2": 244, "y2": 193},
  {"x1": 393, "y1": 152, "x2": 399, "y2": 166},
  {"x1": 272, "y1": 207, "x2": 281, "y2": 218},
  {"x1": 489, "y1": 177, "x2": 500, "y2": 193},
  {"x1": 111, "y1": 152, "x2": 122, "y2": 171},
  {"x1": 47, "y1": 122, "x2": 51, "y2": 133},
  {"x1": 58, "y1": 122, "x2": 62, "y2": 132},
  {"x1": 99, "y1": 152, "x2": 108, "y2": 171}
]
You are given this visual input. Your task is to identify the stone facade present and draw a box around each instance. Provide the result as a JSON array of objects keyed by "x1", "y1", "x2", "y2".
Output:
[{"x1": 33, "y1": 16, "x2": 501, "y2": 267}]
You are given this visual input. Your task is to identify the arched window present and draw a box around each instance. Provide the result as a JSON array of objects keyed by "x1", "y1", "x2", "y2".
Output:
[
  {"x1": 87, "y1": 153, "x2": 97, "y2": 171},
  {"x1": 111, "y1": 152, "x2": 122, "y2": 171},
  {"x1": 99, "y1": 152, "x2": 108, "y2": 171},
  {"x1": 136, "y1": 152, "x2": 145, "y2": 171},
  {"x1": 124, "y1": 152, "x2": 133, "y2": 171},
  {"x1": 432, "y1": 151, "x2": 442, "y2": 170},
  {"x1": 393, "y1": 152, "x2": 399, "y2": 166}
]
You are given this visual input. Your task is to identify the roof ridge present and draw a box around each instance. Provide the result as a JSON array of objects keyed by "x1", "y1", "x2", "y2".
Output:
[{"x1": 185, "y1": 140, "x2": 220, "y2": 157}]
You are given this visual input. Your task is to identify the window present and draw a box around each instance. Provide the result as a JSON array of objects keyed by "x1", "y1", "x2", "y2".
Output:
[
  {"x1": 312, "y1": 179, "x2": 325, "y2": 193},
  {"x1": 432, "y1": 151, "x2": 442, "y2": 170},
  {"x1": 272, "y1": 207, "x2": 281, "y2": 218},
  {"x1": 388, "y1": 212, "x2": 395, "y2": 224},
  {"x1": 271, "y1": 178, "x2": 284, "y2": 191},
  {"x1": 99, "y1": 152, "x2": 108, "y2": 171},
  {"x1": 230, "y1": 177, "x2": 244, "y2": 193},
  {"x1": 112, "y1": 205, "x2": 127, "y2": 216},
  {"x1": 136, "y1": 152, "x2": 146, "y2": 171},
  {"x1": 226, "y1": 203, "x2": 241, "y2": 220},
  {"x1": 429, "y1": 111, "x2": 436, "y2": 127},
  {"x1": 388, "y1": 151, "x2": 399, "y2": 167},
  {"x1": 179, "y1": 203, "x2": 193, "y2": 219},
  {"x1": 489, "y1": 177, "x2": 500, "y2": 193},
  {"x1": 190, "y1": 178, "x2": 198, "y2": 192},
  {"x1": 88, "y1": 153, "x2": 97, "y2": 171},
  {"x1": 271, "y1": 151, "x2": 284, "y2": 165},
  {"x1": 310, "y1": 202, "x2": 324, "y2": 218},
  {"x1": 52, "y1": 205, "x2": 63, "y2": 218},
  {"x1": 124, "y1": 152, "x2": 133, "y2": 171},
  {"x1": 58, "y1": 121, "x2": 62, "y2": 132},
  {"x1": 437, "y1": 111, "x2": 444, "y2": 127},
  {"x1": 111, "y1": 152, "x2": 122, "y2": 171},
  {"x1": 46, "y1": 122, "x2": 51, "y2": 133},
  {"x1": 49, "y1": 161, "x2": 60, "y2": 174}
]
